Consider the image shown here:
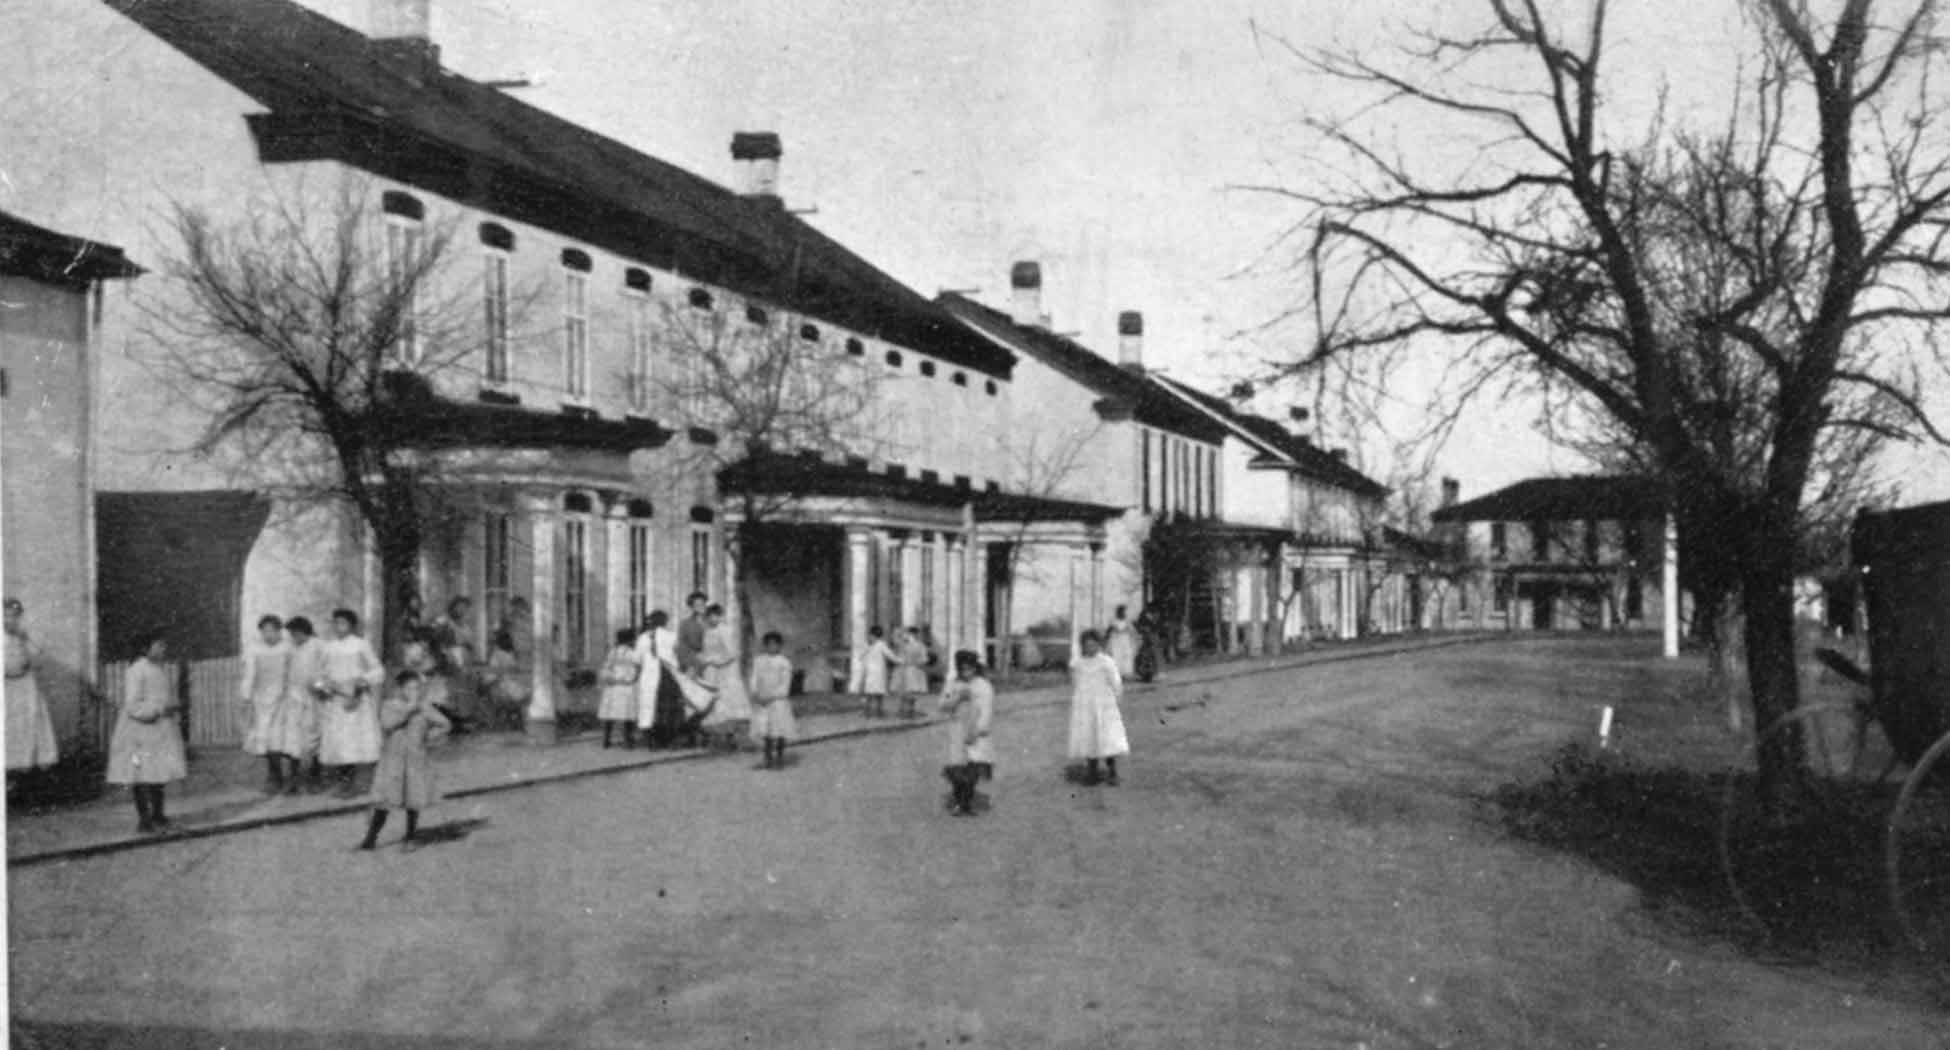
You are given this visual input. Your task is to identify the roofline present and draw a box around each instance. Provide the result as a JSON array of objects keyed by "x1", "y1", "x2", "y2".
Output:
[
  {"x1": 0, "y1": 210, "x2": 144, "y2": 286},
  {"x1": 1147, "y1": 373, "x2": 1292, "y2": 462}
]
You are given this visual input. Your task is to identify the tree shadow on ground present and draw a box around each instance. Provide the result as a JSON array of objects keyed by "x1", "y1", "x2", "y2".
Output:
[
  {"x1": 410, "y1": 816, "x2": 488, "y2": 846},
  {"x1": 1490, "y1": 743, "x2": 1950, "y2": 1006}
]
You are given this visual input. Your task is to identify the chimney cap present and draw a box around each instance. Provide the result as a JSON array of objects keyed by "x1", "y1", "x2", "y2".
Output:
[
  {"x1": 1117, "y1": 310, "x2": 1143, "y2": 336},
  {"x1": 1288, "y1": 406, "x2": 1310, "y2": 423},
  {"x1": 1009, "y1": 261, "x2": 1042, "y2": 290},
  {"x1": 730, "y1": 131, "x2": 783, "y2": 161}
]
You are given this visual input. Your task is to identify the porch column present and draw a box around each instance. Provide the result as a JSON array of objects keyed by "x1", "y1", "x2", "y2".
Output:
[
  {"x1": 1089, "y1": 544, "x2": 1104, "y2": 636},
  {"x1": 1662, "y1": 511, "x2": 1680, "y2": 659},
  {"x1": 722, "y1": 524, "x2": 739, "y2": 654},
  {"x1": 945, "y1": 536, "x2": 965, "y2": 655},
  {"x1": 971, "y1": 541, "x2": 991, "y2": 662},
  {"x1": 898, "y1": 533, "x2": 921, "y2": 628},
  {"x1": 932, "y1": 530, "x2": 950, "y2": 637},
  {"x1": 521, "y1": 492, "x2": 557, "y2": 738},
  {"x1": 1067, "y1": 546, "x2": 1083, "y2": 658},
  {"x1": 846, "y1": 527, "x2": 872, "y2": 652},
  {"x1": 605, "y1": 500, "x2": 629, "y2": 640}
]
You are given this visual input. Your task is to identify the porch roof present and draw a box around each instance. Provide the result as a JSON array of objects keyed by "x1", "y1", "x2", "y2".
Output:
[
  {"x1": 718, "y1": 455, "x2": 1122, "y2": 524},
  {"x1": 369, "y1": 395, "x2": 677, "y2": 453},
  {"x1": 1432, "y1": 475, "x2": 1665, "y2": 523},
  {"x1": 0, "y1": 209, "x2": 143, "y2": 288}
]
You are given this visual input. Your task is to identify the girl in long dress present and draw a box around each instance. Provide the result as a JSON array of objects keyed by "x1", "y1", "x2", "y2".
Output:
[
  {"x1": 938, "y1": 649, "x2": 995, "y2": 817},
  {"x1": 238, "y1": 614, "x2": 294, "y2": 794},
  {"x1": 106, "y1": 632, "x2": 188, "y2": 833},
  {"x1": 853, "y1": 626, "x2": 895, "y2": 719},
  {"x1": 1104, "y1": 605, "x2": 1138, "y2": 678},
  {"x1": 748, "y1": 630, "x2": 797, "y2": 769},
  {"x1": 598, "y1": 628, "x2": 640, "y2": 749},
  {"x1": 894, "y1": 626, "x2": 931, "y2": 720},
  {"x1": 699, "y1": 604, "x2": 751, "y2": 739},
  {"x1": 317, "y1": 608, "x2": 384, "y2": 798},
  {"x1": 359, "y1": 669, "x2": 451, "y2": 852},
  {"x1": 634, "y1": 611, "x2": 700, "y2": 748},
  {"x1": 283, "y1": 617, "x2": 327, "y2": 793},
  {"x1": 4, "y1": 598, "x2": 59, "y2": 777},
  {"x1": 1067, "y1": 630, "x2": 1130, "y2": 785}
]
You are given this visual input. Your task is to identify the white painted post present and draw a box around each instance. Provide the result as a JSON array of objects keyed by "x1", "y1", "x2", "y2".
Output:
[
  {"x1": 1662, "y1": 511, "x2": 1680, "y2": 660},
  {"x1": 846, "y1": 528, "x2": 871, "y2": 653},
  {"x1": 522, "y1": 492, "x2": 557, "y2": 737},
  {"x1": 945, "y1": 537, "x2": 964, "y2": 656},
  {"x1": 604, "y1": 501, "x2": 629, "y2": 639}
]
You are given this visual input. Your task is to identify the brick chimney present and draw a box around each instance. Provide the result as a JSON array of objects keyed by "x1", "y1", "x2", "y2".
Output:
[
  {"x1": 1117, "y1": 311, "x2": 1144, "y2": 370},
  {"x1": 370, "y1": 0, "x2": 438, "y2": 68},
  {"x1": 1441, "y1": 476, "x2": 1460, "y2": 507},
  {"x1": 730, "y1": 132, "x2": 783, "y2": 202},
  {"x1": 1010, "y1": 261, "x2": 1044, "y2": 328}
]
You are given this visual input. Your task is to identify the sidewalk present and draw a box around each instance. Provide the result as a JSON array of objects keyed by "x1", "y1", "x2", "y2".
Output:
[{"x1": 5, "y1": 631, "x2": 1492, "y2": 866}]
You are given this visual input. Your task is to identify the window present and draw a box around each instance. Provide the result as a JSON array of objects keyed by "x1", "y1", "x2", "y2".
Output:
[
  {"x1": 1623, "y1": 520, "x2": 1646, "y2": 564},
  {"x1": 627, "y1": 514, "x2": 653, "y2": 630},
  {"x1": 1140, "y1": 430, "x2": 1153, "y2": 511},
  {"x1": 690, "y1": 526, "x2": 713, "y2": 596},
  {"x1": 386, "y1": 217, "x2": 423, "y2": 364},
  {"x1": 562, "y1": 254, "x2": 591, "y2": 401},
  {"x1": 627, "y1": 287, "x2": 653, "y2": 413},
  {"x1": 482, "y1": 249, "x2": 510, "y2": 384},
  {"x1": 1493, "y1": 574, "x2": 1511, "y2": 613},
  {"x1": 483, "y1": 512, "x2": 512, "y2": 645},
  {"x1": 800, "y1": 323, "x2": 820, "y2": 342},
  {"x1": 747, "y1": 305, "x2": 770, "y2": 326},
  {"x1": 1458, "y1": 579, "x2": 1470, "y2": 612},
  {"x1": 1529, "y1": 520, "x2": 1549, "y2": 561},
  {"x1": 1584, "y1": 519, "x2": 1601, "y2": 562},
  {"x1": 885, "y1": 349, "x2": 904, "y2": 368},
  {"x1": 919, "y1": 360, "x2": 936, "y2": 378},
  {"x1": 846, "y1": 338, "x2": 865, "y2": 356},
  {"x1": 1490, "y1": 522, "x2": 1507, "y2": 559},
  {"x1": 1626, "y1": 575, "x2": 1644, "y2": 620},
  {"x1": 562, "y1": 515, "x2": 589, "y2": 662}
]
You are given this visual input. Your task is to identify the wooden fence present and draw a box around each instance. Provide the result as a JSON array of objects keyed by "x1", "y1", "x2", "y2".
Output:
[{"x1": 93, "y1": 656, "x2": 247, "y2": 750}]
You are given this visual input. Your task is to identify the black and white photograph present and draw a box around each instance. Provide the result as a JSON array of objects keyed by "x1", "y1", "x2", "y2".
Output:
[{"x1": 4, "y1": 0, "x2": 1950, "y2": 1046}]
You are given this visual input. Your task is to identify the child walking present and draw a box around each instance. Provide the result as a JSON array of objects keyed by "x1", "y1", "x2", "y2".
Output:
[
  {"x1": 854, "y1": 626, "x2": 895, "y2": 718},
  {"x1": 938, "y1": 650, "x2": 994, "y2": 817},
  {"x1": 748, "y1": 631, "x2": 797, "y2": 769},
  {"x1": 359, "y1": 669, "x2": 451, "y2": 852},
  {"x1": 1067, "y1": 629, "x2": 1130, "y2": 785},
  {"x1": 107, "y1": 632, "x2": 188, "y2": 833},
  {"x1": 239, "y1": 614, "x2": 293, "y2": 794},
  {"x1": 894, "y1": 626, "x2": 930, "y2": 720},
  {"x1": 598, "y1": 628, "x2": 640, "y2": 749}
]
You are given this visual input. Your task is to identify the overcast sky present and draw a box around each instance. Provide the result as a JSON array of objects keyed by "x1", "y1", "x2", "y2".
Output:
[{"x1": 295, "y1": 1, "x2": 1950, "y2": 499}]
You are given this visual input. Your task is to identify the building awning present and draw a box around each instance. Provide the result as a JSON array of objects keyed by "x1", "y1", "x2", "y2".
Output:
[
  {"x1": 0, "y1": 209, "x2": 142, "y2": 287},
  {"x1": 1432, "y1": 475, "x2": 1666, "y2": 523},
  {"x1": 718, "y1": 455, "x2": 1122, "y2": 525},
  {"x1": 97, "y1": 491, "x2": 269, "y2": 661},
  {"x1": 365, "y1": 396, "x2": 677, "y2": 453}
]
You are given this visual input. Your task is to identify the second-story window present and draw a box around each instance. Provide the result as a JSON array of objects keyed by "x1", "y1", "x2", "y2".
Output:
[
  {"x1": 483, "y1": 250, "x2": 510, "y2": 384},
  {"x1": 626, "y1": 277, "x2": 653, "y2": 414},
  {"x1": 1584, "y1": 519, "x2": 1601, "y2": 562},
  {"x1": 1490, "y1": 522, "x2": 1507, "y2": 559},
  {"x1": 386, "y1": 218, "x2": 423, "y2": 364},
  {"x1": 1529, "y1": 519, "x2": 1549, "y2": 561},
  {"x1": 561, "y1": 249, "x2": 592, "y2": 401}
]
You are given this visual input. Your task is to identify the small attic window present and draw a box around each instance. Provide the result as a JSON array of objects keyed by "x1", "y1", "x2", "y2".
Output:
[
  {"x1": 563, "y1": 492, "x2": 594, "y2": 513},
  {"x1": 689, "y1": 287, "x2": 714, "y2": 310},
  {"x1": 624, "y1": 268, "x2": 651, "y2": 291},
  {"x1": 382, "y1": 190, "x2": 425, "y2": 221},
  {"x1": 885, "y1": 350, "x2": 904, "y2": 368},
  {"x1": 951, "y1": 371, "x2": 968, "y2": 387},
  {"x1": 627, "y1": 499, "x2": 654, "y2": 518},
  {"x1": 478, "y1": 222, "x2": 514, "y2": 251},
  {"x1": 689, "y1": 505, "x2": 716, "y2": 523},
  {"x1": 984, "y1": 380, "x2": 999, "y2": 396},
  {"x1": 746, "y1": 305, "x2": 770, "y2": 326},
  {"x1": 919, "y1": 361, "x2": 937, "y2": 378},
  {"x1": 845, "y1": 338, "x2": 865, "y2": 356},
  {"x1": 560, "y1": 248, "x2": 592, "y2": 272},
  {"x1": 799, "y1": 323, "x2": 821, "y2": 342}
]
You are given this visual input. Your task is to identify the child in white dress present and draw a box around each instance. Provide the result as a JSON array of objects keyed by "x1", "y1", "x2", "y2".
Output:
[
  {"x1": 854, "y1": 626, "x2": 895, "y2": 719},
  {"x1": 238, "y1": 615, "x2": 293, "y2": 794},
  {"x1": 1067, "y1": 630, "x2": 1130, "y2": 785},
  {"x1": 894, "y1": 626, "x2": 930, "y2": 720},
  {"x1": 598, "y1": 628, "x2": 640, "y2": 749},
  {"x1": 939, "y1": 650, "x2": 994, "y2": 817},
  {"x1": 748, "y1": 631, "x2": 796, "y2": 769}
]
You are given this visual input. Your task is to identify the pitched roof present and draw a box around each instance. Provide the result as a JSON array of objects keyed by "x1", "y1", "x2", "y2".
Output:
[
  {"x1": 936, "y1": 294, "x2": 1228, "y2": 443},
  {"x1": 1149, "y1": 376, "x2": 1390, "y2": 498},
  {"x1": 0, "y1": 209, "x2": 142, "y2": 286},
  {"x1": 1431, "y1": 475, "x2": 1666, "y2": 523},
  {"x1": 105, "y1": 0, "x2": 1013, "y2": 379}
]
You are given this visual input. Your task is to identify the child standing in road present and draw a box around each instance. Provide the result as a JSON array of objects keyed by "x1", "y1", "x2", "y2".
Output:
[
  {"x1": 598, "y1": 628, "x2": 640, "y2": 749},
  {"x1": 1067, "y1": 630, "x2": 1129, "y2": 786},
  {"x1": 853, "y1": 626, "x2": 895, "y2": 719},
  {"x1": 894, "y1": 626, "x2": 930, "y2": 720},
  {"x1": 748, "y1": 631, "x2": 796, "y2": 769},
  {"x1": 939, "y1": 649, "x2": 994, "y2": 817},
  {"x1": 359, "y1": 669, "x2": 451, "y2": 852}
]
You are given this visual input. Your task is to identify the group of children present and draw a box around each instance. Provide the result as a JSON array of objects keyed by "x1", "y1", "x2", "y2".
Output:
[
  {"x1": 596, "y1": 598, "x2": 799, "y2": 768},
  {"x1": 851, "y1": 625, "x2": 934, "y2": 719}
]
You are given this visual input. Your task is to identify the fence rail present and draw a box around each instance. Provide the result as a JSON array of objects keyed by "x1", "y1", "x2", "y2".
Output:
[{"x1": 95, "y1": 656, "x2": 247, "y2": 750}]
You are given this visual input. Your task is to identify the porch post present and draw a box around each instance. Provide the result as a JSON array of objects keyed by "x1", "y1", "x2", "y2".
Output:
[
  {"x1": 846, "y1": 527, "x2": 872, "y2": 652},
  {"x1": 1089, "y1": 543, "x2": 1104, "y2": 635},
  {"x1": 898, "y1": 533, "x2": 920, "y2": 629},
  {"x1": 521, "y1": 492, "x2": 557, "y2": 741},
  {"x1": 1662, "y1": 511, "x2": 1680, "y2": 659},
  {"x1": 1067, "y1": 546, "x2": 1083, "y2": 659},
  {"x1": 945, "y1": 536, "x2": 964, "y2": 655},
  {"x1": 971, "y1": 540, "x2": 991, "y2": 663},
  {"x1": 604, "y1": 500, "x2": 629, "y2": 639},
  {"x1": 932, "y1": 530, "x2": 950, "y2": 638}
]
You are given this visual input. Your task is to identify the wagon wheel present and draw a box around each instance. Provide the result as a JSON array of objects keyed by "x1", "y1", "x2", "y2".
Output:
[
  {"x1": 1718, "y1": 703, "x2": 1892, "y2": 939},
  {"x1": 1886, "y1": 727, "x2": 1950, "y2": 976}
]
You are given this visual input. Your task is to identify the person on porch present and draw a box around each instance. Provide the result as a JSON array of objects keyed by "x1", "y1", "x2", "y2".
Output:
[{"x1": 677, "y1": 592, "x2": 710, "y2": 676}]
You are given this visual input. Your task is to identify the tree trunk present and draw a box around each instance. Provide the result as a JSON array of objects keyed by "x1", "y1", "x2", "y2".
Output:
[
  {"x1": 1740, "y1": 556, "x2": 1804, "y2": 802},
  {"x1": 377, "y1": 534, "x2": 420, "y2": 663}
]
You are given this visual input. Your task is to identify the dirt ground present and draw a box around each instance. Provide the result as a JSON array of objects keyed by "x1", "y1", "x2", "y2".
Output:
[{"x1": 9, "y1": 636, "x2": 1947, "y2": 1049}]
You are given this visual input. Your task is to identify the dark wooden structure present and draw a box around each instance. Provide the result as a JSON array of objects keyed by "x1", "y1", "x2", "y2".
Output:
[{"x1": 1852, "y1": 499, "x2": 1950, "y2": 765}]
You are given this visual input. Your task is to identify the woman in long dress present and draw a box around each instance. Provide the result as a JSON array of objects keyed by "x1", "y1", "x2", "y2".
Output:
[
  {"x1": 1104, "y1": 605, "x2": 1138, "y2": 678},
  {"x1": 893, "y1": 626, "x2": 931, "y2": 720},
  {"x1": 938, "y1": 650, "x2": 995, "y2": 817},
  {"x1": 283, "y1": 616, "x2": 327, "y2": 793},
  {"x1": 238, "y1": 614, "x2": 294, "y2": 794},
  {"x1": 4, "y1": 597, "x2": 59, "y2": 776},
  {"x1": 106, "y1": 631, "x2": 188, "y2": 832},
  {"x1": 699, "y1": 604, "x2": 751, "y2": 735},
  {"x1": 316, "y1": 608, "x2": 384, "y2": 798},
  {"x1": 634, "y1": 611, "x2": 695, "y2": 747},
  {"x1": 1067, "y1": 629, "x2": 1130, "y2": 785}
]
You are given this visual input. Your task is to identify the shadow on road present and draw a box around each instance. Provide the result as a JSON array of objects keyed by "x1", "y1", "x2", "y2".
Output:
[{"x1": 411, "y1": 816, "x2": 488, "y2": 847}]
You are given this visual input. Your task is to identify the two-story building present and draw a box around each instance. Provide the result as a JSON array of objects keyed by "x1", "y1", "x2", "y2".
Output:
[
  {"x1": 1431, "y1": 475, "x2": 1680, "y2": 633},
  {"x1": 8, "y1": 0, "x2": 1117, "y2": 733}
]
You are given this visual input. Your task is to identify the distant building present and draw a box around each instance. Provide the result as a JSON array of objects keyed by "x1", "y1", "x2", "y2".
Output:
[
  {"x1": 0, "y1": 210, "x2": 141, "y2": 754},
  {"x1": 1431, "y1": 475, "x2": 1681, "y2": 633}
]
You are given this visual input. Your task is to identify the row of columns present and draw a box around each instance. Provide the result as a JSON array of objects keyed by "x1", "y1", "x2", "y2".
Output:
[{"x1": 842, "y1": 527, "x2": 991, "y2": 655}]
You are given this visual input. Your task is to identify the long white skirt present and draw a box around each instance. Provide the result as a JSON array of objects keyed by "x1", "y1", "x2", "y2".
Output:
[{"x1": 1067, "y1": 693, "x2": 1130, "y2": 760}]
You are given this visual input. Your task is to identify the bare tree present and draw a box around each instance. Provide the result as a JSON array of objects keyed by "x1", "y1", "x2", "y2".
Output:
[
  {"x1": 653, "y1": 300, "x2": 884, "y2": 667},
  {"x1": 1260, "y1": 0, "x2": 1950, "y2": 793},
  {"x1": 987, "y1": 422, "x2": 1108, "y2": 672},
  {"x1": 144, "y1": 175, "x2": 525, "y2": 655}
]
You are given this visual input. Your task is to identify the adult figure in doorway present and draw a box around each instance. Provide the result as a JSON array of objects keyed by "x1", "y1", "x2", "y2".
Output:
[
  {"x1": 677, "y1": 592, "x2": 710, "y2": 676},
  {"x1": 1104, "y1": 604, "x2": 1138, "y2": 679}
]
